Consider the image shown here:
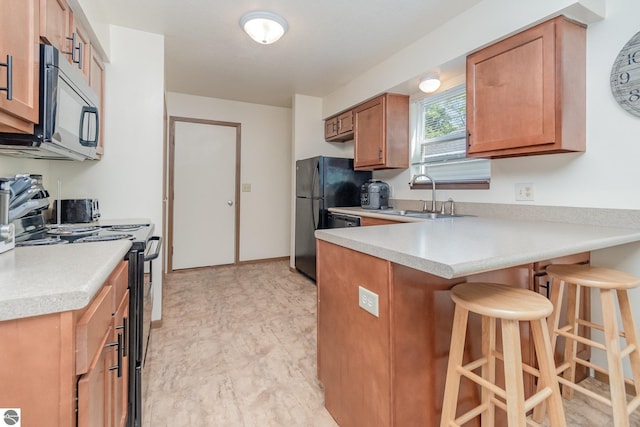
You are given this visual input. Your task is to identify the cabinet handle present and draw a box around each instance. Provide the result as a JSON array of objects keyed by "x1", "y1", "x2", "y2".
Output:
[
  {"x1": 337, "y1": 119, "x2": 341, "y2": 131},
  {"x1": 0, "y1": 55, "x2": 12, "y2": 100},
  {"x1": 116, "y1": 316, "x2": 128, "y2": 358},
  {"x1": 64, "y1": 33, "x2": 78, "y2": 62},
  {"x1": 378, "y1": 148, "x2": 382, "y2": 160},
  {"x1": 64, "y1": 33, "x2": 83, "y2": 69},
  {"x1": 466, "y1": 131, "x2": 471, "y2": 148},
  {"x1": 77, "y1": 42, "x2": 83, "y2": 70},
  {"x1": 107, "y1": 333, "x2": 123, "y2": 378}
]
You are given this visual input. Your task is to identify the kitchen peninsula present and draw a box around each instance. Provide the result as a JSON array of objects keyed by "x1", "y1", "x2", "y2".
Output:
[{"x1": 315, "y1": 216, "x2": 640, "y2": 426}]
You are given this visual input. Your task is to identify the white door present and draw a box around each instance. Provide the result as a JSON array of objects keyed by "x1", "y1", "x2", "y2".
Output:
[{"x1": 172, "y1": 121, "x2": 237, "y2": 270}]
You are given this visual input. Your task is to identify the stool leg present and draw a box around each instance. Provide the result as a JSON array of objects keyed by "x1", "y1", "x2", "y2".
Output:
[
  {"x1": 532, "y1": 276, "x2": 565, "y2": 423},
  {"x1": 601, "y1": 288, "x2": 630, "y2": 427},
  {"x1": 501, "y1": 319, "x2": 527, "y2": 427},
  {"x1": 530, "y1": 318, "x2": 567, "y2": 427},
  {"x1": 561, "y1": 282, "x2": 580, "y2": 400},
  {"x1": 440, "y1": 305, "x2": 469, "y2": 427},
  {"x1": 617, "y1": 289, "x2": 640, "y2": 396},
  {"x1": 481, "y1": 316, "x2": 496, "y2": 427}
]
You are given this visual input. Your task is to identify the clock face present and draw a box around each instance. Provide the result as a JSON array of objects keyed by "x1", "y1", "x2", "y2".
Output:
[{"x1": 610, "y1": 31, "x2": 640, "y2": 117}]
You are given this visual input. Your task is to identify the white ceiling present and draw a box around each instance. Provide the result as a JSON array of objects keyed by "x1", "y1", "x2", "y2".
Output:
[{"x1": 99, "y1": 0, "x2": 482, "y2": 107}]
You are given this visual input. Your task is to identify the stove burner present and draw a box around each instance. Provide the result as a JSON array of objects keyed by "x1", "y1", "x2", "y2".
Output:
[
  {"x1": 104, "y1": 224, "x2": 144, "y2": 232},
  {"x1": 16, "y1": 238, "x2": 68, "y2": 246},
  {"x1": 74, "y1": 234, "x2": 134, "y2": 243},
  {"x1": 47, "y1": 226, "x2": 100, "y2": 237}
]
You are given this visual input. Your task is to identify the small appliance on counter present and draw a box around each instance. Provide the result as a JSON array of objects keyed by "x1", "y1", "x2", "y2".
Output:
[
  {"x1": 0, "y1": 178, "x2": 15, "y2": 254},
  {"x1": 51, "y1": 199, "x2": 100, "y2": 223},
  {"x1": 1, "y1": 174, "x2": 51, "y2": 246},
  {"x1": 361, "y1": 179, "x2": 390, "y2": 210}
]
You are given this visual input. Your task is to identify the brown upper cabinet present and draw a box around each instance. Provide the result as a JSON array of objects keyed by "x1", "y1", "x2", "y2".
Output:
[
  {"x1": 354, "y1": 93, "x2": 409, "y2": 170},
  {"x1": 40, "y1": 0, "x2": 91, "y2": 81},
  {"x1": 0, "y1": 0, "x2": 40, "y2": 134},
  {"x1": 466, "y1": 16, "x2": 586, "y2": 158},
  {"x1": 325, "y1": 110, "x2": 354, "y2": 142}
]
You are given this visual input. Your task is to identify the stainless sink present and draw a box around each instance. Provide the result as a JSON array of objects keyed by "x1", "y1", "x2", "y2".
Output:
[{"x1": 379, "y1": 210, "x2": 472, "y2": 220}]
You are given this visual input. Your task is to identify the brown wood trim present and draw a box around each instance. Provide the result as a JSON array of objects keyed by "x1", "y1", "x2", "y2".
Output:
[
  {"x1": 167, "y1": 116, "x2": 242, "y2": 272},
  {"x1": 237, "y1": 256, "x2": 289, "y2": 266},
  {"x1": 409, "y1": 180, "x2": 490, "y2": 190},
  {"x1": 150, "y1": 319, "x2": 163, "y2": 329}
]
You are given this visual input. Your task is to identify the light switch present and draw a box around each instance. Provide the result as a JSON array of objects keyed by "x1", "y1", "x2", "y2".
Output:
[{"x1": 242, "y1": 183, "x2": 251, "y2": 192}]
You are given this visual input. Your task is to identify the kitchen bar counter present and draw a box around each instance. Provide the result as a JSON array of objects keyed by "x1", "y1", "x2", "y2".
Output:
[
  {"x1": 316, "y1": 215, "x2": 640, "y2": 279},
  {"x1": 0, "y1": 240, "x2": 132, "y2": 321}
]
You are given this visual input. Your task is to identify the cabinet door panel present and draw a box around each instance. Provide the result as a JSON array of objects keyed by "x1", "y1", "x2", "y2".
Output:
[
  {"x1": 77, "y1": 326, "x2": 114, "y2": 427},
  {"x1": 467, "y1": 22, "x2": 555, "y2": 153},
  {"x1": 0, "y1": 0, "x2": 39, "y2": 131},
  {"x1": 40, "y1": 0, "x2": 71, "y2": 54},
  {"x1": 354, "y1": 98, "x2": 385, "y2": 168}
]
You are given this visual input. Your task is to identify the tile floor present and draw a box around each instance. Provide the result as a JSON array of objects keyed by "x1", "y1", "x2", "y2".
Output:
[{"x1": 142, "y1": 260, "x2": 640, "y2": 426}]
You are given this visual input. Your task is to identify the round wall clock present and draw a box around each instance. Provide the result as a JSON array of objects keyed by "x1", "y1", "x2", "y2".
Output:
[{"x1": 610, "y1": 31, "x2": 640, "y2": 117}]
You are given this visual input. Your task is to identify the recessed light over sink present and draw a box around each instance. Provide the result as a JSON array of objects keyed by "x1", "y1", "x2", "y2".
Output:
[{"x1": 240, "y1": 11, "x2": 288, "y2": 45}]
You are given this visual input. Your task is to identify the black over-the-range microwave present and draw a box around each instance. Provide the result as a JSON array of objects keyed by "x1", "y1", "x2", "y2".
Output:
[{"x1": 0, "y1": 44, "x2": 100, "y2": 161}]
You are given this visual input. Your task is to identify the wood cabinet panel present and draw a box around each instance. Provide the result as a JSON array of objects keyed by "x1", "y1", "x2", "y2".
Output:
[
  {"x1": 466, "y1": 16, "x2": 586, "y2": 158},
  {"x1": 70, "y1": 12, "x2": 92, "y2": 81},
  {"x1": 317, "y1": 241, "x2": 391, "y2": 426},
  {"x1": 76, "y1": 284, "x2": 115, "y2": 375},
  {"x1": 324, "y1": 110, "x2": 354, "y2": 142},
  {"x1": 113, "y1": 291, "x2": 130, "y2": 427},
  {"x1": 360, "y1": 216, "x2": 401, "y2": 226},
  {"x1": 354, "y1": 93, "x2": 409, "y2": 170},
  {"x1": 0, "y1": 0, "x2": 40, "y2": 133},
  {"x1": 317, "y1": 241, "x2": 591, "y2": 427},
  {"x1": 40, "y1": 0, "x2": 71, "y2": 55},
  {"x1": 78, "y1": 324, "x2": 114, "y2": 427}
]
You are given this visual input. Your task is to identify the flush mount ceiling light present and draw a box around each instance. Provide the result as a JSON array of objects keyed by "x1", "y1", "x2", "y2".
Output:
[
  {"x1": 240, "y1": 11, "x2": 288, "y2": 45},
  {"x1": 419, "y1": 73, "x2": 441, "y2": 93}
]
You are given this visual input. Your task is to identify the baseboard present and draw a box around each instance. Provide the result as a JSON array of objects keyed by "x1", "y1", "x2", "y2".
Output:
[
  {"x1": 593, "y1": 371, "x2": 637, "y2": 396},
  {"x1": 236, "y1": 256, "x2": 289, "y2": 265},
  {"x1": 151, "y1": 319, "x2": 163, "y2": 329}
]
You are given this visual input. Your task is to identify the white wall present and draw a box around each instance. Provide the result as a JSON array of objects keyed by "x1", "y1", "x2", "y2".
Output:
[{"x1": 166, "y1": 92, "x2": 292, "y2": 262}]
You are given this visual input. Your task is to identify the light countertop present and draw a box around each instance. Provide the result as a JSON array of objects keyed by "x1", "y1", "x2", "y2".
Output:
[
  {"x1": 315, "y1": 214, "x2": 640, "y2": 279},
  {"x1": 0, "y1": 240, "x2": 132, "y2": 321}
]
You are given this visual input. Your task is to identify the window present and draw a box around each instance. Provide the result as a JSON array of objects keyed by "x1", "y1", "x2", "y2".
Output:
[{"x1": 410, "y1": 84, "x2": 490, "y2": 187}]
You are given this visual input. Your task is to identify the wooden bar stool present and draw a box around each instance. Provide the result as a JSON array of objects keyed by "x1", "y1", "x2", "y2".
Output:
[
  {"x1": 440, "y1": 283, "x2": 566, "y2": 427},
  {"x1": 540, "y1": 264, "x2": 640, "y2": 427}
]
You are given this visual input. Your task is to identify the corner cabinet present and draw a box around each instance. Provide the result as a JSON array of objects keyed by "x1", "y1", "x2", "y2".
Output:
[
  {"x1": 354, "y1": 93, "x2": 409, "y2": 170},
  {"x1": 0, "y1": 0, "x2": 40, "y2": 134},
  {"x1": 466, "y1": 16, "x2": 586, "y2": 158},
  {"x1": 0, "y1": 261, "x2": 129, "y2": 427}
]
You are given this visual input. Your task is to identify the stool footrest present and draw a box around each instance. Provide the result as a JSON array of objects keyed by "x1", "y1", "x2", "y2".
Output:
[
  {"x1": 525, "y1": 387, "x2": 553, "y2": 412},
  {"x1": 453, "y1": 402, "x2": 489, "y2": 426},
  {"x1": 557, "y1": 376, "x2": 612, "y2": 407},
  {"x1": 457, "y1": 364, "x2": 506, "y2": 400},
  {"x1": 576, "y1": 318, "x2": 628, "y2": 339},
  {"x1": 628, "y1": 395, "x2": 640, "y2": 415},
  {"x1": 555, "y1": 326, "x2": 607, "y2": 351}
]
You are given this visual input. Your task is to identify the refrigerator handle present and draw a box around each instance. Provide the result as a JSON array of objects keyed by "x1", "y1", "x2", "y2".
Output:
[
  {"x1": 311, "y1": 161, "x2": 319, "y2": 198},
  {"x1": 312, "y1": 198, "x2": 319, "y2": 230}
]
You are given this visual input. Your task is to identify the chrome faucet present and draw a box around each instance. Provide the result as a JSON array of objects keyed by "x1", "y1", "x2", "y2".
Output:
[
  {"x1": 409, "y1": 174, "x2": 436, "y2": 212},
  {"x1": 440, "y1": 198, "x2": 455, "y2": 216}
]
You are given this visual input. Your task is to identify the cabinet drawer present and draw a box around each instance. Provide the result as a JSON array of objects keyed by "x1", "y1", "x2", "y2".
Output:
[
  {"x1": 107, "y1": 261, "x2": 128, "y2": 311},
  {"x1": 76, "y1": 285, "x2": 114, "y2": 375}
]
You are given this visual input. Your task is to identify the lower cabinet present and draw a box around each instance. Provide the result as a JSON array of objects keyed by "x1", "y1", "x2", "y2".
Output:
[
  {"x1": 359, "y1": 216, "x2": 402, "y2": 226},
  {"x1": 316, "y1": 240, "x2": 589, "y2": 427},
  {"x1": 0, "y1": 261, "x2": 129, "y2": 427}
]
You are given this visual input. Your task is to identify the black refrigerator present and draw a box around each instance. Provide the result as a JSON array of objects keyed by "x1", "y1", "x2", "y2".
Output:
[{"x1": 295, "y1": 156, "x2": 372, "y2": 281}]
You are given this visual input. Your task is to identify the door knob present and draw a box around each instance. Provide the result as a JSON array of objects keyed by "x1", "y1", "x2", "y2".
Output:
[{"x1": 227, "y1": 200, "x2": 234, "y2": 206}]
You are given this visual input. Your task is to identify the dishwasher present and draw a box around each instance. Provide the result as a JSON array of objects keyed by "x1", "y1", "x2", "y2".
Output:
[{"x1": 328, "y1": 212, "x2": 361, "y2": 228}]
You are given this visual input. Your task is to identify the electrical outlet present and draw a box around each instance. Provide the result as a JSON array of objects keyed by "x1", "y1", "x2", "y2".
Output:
[
  {"x1": 358, "y1": 286, "x2": 379, "y2": 317},
  {"x1": 241, "y1": 183, "x2": 251, "y2": 192},
  {"x1": 515, "y1": 183, "x2": 534, "y2": 201}
]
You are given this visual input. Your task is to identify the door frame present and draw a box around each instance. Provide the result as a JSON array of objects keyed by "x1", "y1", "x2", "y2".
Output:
[{"x1": 167, "y1": 116, "x2": 241, "y2": 272}]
